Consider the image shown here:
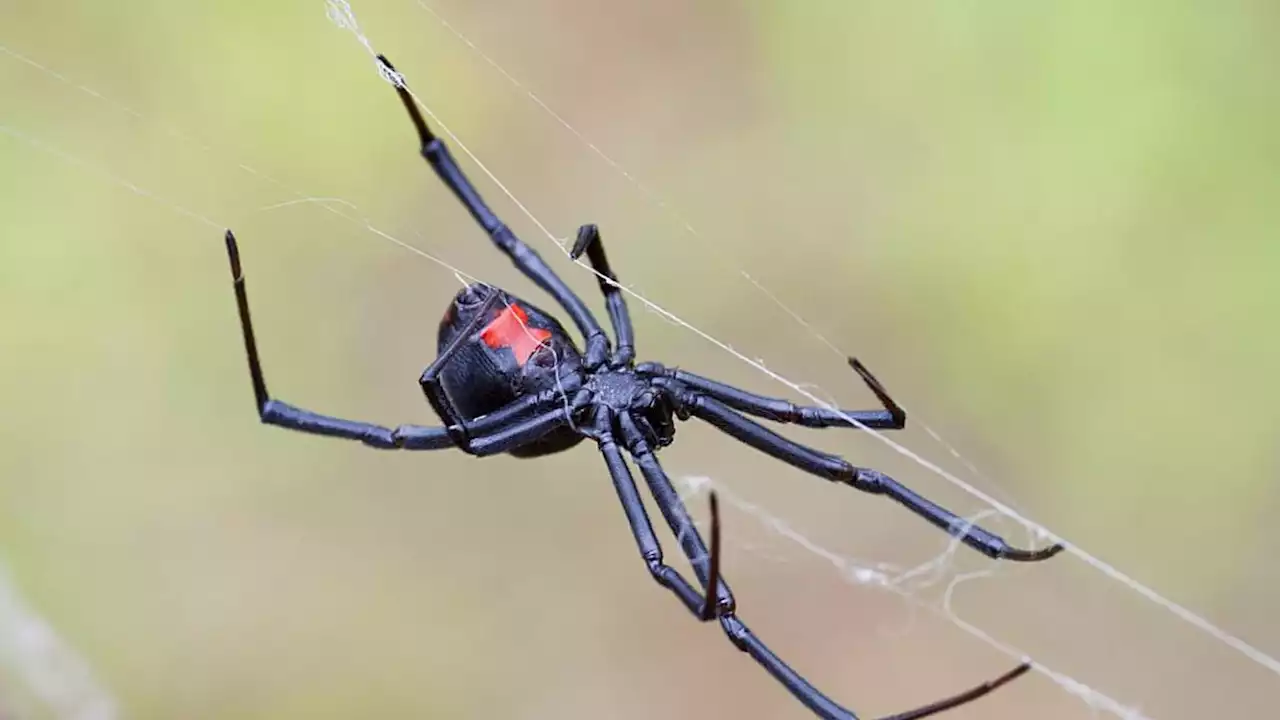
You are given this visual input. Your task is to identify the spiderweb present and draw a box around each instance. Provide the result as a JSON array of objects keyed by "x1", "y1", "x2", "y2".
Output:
[{"x1": 1, "y1": 1, "x2": 1276, "y2": 718}]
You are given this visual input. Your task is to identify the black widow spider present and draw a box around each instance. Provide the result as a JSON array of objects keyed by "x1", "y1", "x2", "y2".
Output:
[{"x1": 221, "y1": 55, "x2": 1063, "y2": 719}]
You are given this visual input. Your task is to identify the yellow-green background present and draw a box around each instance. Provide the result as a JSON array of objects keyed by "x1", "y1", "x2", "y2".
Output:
[{"x1": 1, "y1": 1, "x2": 1277, "y2": 718}]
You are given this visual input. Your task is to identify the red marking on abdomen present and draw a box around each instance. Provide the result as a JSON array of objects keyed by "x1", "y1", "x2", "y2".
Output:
[{"x1": 481, "y1": 304, "x2": 551, "y2": 366}]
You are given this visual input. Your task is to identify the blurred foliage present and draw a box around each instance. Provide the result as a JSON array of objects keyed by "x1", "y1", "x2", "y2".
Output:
[{"x1": 757, "y1": 1, "x2": 1280, "y2": 579}]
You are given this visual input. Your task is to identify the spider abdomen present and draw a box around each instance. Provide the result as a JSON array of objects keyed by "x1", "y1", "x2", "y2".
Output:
[{"x1": 433, "y1": 284, "x2": 588, "y2": 457}]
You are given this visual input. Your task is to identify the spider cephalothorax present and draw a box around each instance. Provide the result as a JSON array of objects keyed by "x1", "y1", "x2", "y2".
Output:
[{"x1": 220, "y1": 53, "x2": 1062, "y2": 720}]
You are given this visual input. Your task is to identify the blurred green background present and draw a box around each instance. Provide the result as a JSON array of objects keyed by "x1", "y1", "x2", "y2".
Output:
[{"x1": 2, "y1": 1, "x2": 1277, "y2": 718}]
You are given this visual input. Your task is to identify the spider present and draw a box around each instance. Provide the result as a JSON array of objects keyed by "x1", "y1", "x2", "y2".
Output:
[{"x1": 220, "y1": 54, "x2": 1063, "y2": 720}]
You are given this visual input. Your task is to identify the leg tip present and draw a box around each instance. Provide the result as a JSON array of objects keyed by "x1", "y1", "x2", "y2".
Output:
[
  {"x1": 380, "y1": 58, "x2": 434, "y2": 144},
  {"x1": 224, "y1": 229, "x2": 242, "y2": 279},
  {"x1": 1001, "y1": 541, "x2": 1066, "y2": 563},
  {"x1": 698, "y1": 490, "x2": 723, "y2": 621},
  {"x1": 993, "y1": 661, "x2": 1033, "y2": 688},
  {"x1": 376, "y1": 54, "x2": 406, "y2": 88},
  {"x1": 846, "y1": 356, "x2": 906, "y2": 425},
  {"x1": 570, "y1": 223, "x2": 599, "y2": 260},
  {"x1": 847, "y1": 356, "x2": 884, "y2": 390}
]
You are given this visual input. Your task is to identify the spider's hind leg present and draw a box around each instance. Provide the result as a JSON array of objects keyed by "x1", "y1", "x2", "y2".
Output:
[
  {"x1": 221, "y1": 230, "x2": 550, "y2": 452},
  {"x1": 418, "y1": 286, "x2": 503, "y2": 452}
]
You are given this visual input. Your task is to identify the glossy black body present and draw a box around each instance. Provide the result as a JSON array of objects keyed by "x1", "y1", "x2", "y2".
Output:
[
  {"x1": 434, "y1": 284, "x2": 586, "y2": 457},
  {"x1": 219, "y1": 54, "x2": 1063, "y2": 720}
]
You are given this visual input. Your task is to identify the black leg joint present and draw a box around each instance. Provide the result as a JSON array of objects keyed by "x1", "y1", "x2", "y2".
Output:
[
  {"x1": 719, "y1": 615, "x2": 752, "y2": 651},
  {"x1": 851, "y1": 468, "x2": 890, "y2": 494}
]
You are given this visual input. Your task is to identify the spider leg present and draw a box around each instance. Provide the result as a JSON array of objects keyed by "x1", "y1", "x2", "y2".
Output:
[
  {"x1": 875, "y1": 664, "x2": 1031, "y2": 720},
  {"x1": 608, "y1": 412, "x2": 1030, "y2": 719},
  {"x1": 592, "y1": 409, "x2": 715, "y2": 617},
  {"x1": 418, "y1": 286, "x2": 501, "y2": 452},
  {"x1": 639, "y1": 357, "x2": 904, "y2": 430},
  {"x1": 466, "y1": 406, "x2": 574, "y2": 456},
  {"x1": 224, "y1": 230, "x2": 555, "y2": 451},
  {"x1": 664, "y1": 385, "x2": 1063, "y2": 562},
  {"x1": 569, "y1": 223, "x2": 635, "y2": 367},
  {"x1": 617, "y1": 413, "x2": 733, "y2": 602},
  {"x1": 378, "y1": 55, "x2": 610, "y2": 369}
]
